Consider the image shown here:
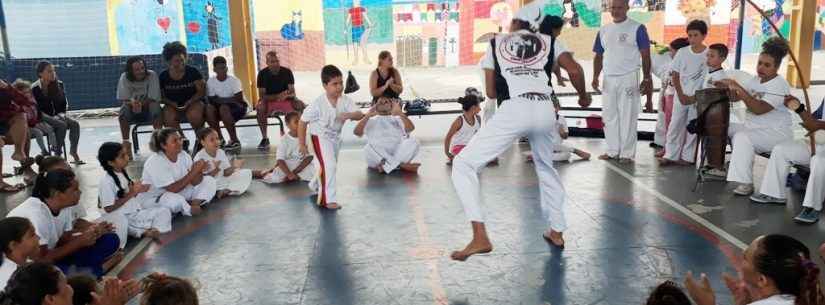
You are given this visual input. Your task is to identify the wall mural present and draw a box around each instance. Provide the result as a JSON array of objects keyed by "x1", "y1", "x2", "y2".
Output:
[
  {"x1": 108, "y1": 0, "x2": 185, "y2": 55},
  {"x1": 183, "y1": 0, "x2": 231, "y2": 53}
]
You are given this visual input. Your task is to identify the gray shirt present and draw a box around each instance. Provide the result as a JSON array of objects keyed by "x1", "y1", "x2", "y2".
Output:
[{"x1": 116, "y1": 70, "x2": 161, "y2": 102}]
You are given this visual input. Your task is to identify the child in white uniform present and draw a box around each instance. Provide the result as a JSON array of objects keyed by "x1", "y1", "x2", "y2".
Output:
[
  {"x1": 718, "y1": 38, "x2": 794, "y2": 195},
  {"x1": 660, "y1": 20, "x2": 708, "y2": 166},
  {"x1": 444, "y1": 95, "x2": 482, "y2": 164},
  {"x1": 526, "y1": 102, "x2": 591, "y2": 162},
  {"x1": 697, "y1": 44, "x2": 731, "y2": 177},
  {"x1": 261, "y1": 112, "x2": 316, "y2": 184},
  {"x1": 354, "y1": 96, "x2": 420, "y2": 174},
  {"x1": 651, "y1": 38, "x2": 690, "y2": 155},
  {"x1": 298, "y1": 65, "x2": 365, "y2": 210},
  {"x1": 141, "y1": 128, "x2": 216, "y2": 216},
  {"x1": 193, "y1": 128, "x2": 253, "y2": 198},
  {"x1": 0, "y1": 217, "x2": 40, "y2": 291},
  {"x1": 97, "y1": 142, "x2": 171, "y2": 246}
]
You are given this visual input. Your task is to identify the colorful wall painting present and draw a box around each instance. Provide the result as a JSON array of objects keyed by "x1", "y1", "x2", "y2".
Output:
[
  {"x1": 108, "y1": 0, "x2": 185, "y2": 56},
  {"x1": 183, "y1": 0, "x2": 231, "y2": 53}
]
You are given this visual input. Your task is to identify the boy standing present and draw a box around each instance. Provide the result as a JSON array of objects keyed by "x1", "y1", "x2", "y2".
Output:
[{"x1": 298, "y1": 65, "x2": 365, "y2": 210}]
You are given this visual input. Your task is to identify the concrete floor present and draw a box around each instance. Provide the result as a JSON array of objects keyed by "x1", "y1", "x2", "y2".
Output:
[{"x1": 2, "y1": 113, "x2": 823, "y2": 305}]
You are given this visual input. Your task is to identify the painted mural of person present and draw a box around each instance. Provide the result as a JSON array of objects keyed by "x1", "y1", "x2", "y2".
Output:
[
  {"x1": 346, "y1": 0, "x2": 374, "y2": 66},
  {"x1": 205, "y1": 1, "x2": 222, "y2": 50}
]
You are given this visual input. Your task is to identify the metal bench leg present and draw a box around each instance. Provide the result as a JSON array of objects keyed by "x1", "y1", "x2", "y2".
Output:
[
  {"x1": 131, "y1": 125, "x2": 140, "y2": 154},
  {"x1": 274, "y1": 115, "x2": 285, "y2": 135}
]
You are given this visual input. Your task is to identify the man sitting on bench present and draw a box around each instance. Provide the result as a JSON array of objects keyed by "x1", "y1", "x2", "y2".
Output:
[
  {"x1": 116, "y1": 56, "x2": 163, "y2": 159},
  {"x1": 206, "y1": 56, "x2": 247, "y2": 150},
  {"x1": 256, "y1": 50, "x2": 297, "y2": 150}
]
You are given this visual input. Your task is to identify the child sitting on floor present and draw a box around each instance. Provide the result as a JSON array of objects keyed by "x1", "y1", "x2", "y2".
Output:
[
  {"x1": 526, "y1": 101, "x2": 590, "y2": 162},
  {"x1": 193, "y1": 128, "x2": 255, "y2": 198},
  {"x1": 261, "y1": 112, "x2": 317, "y2": 184}
]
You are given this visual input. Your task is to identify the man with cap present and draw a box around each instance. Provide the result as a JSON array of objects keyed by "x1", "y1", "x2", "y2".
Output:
[
  {"x1": 592, "y1": 0, "x2": 652, "y2": 163},
  {"x1": 450, "y1": 1, "x2": 591, "y2": 261}
]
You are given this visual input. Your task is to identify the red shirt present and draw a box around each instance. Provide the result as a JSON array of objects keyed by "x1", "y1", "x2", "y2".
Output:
[
  {"x1": 349, "y1": 7, "x2": 366, "y2": 27},
  {"x1": 0, "y1": 86, "x2": 31, "y2": 122}
]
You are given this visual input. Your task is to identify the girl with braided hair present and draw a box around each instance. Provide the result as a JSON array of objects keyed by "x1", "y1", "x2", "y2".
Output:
[
  {"x1": 685, "y1": 234, "x2": 825, "y2": 305},
  {"x1": 97, "y1": 142, "x2": 171, "y2": 243}
]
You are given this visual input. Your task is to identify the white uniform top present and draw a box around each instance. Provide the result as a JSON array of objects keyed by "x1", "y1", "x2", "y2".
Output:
[
  {"x1": 7, "y1": 197, "x2": 73, "y2": 250},
  {"x1": 194, "y1": 149, "x2": 231, "y2": 176},
  {"x1": 480, "y1": 29, "x2": 568, "y2": 98},
  {"x1": 450, "y1": 114, "x2": 481, "y2": 148},
  {"x1": 98, "y1": 171, "x2": 140, "y2": 215},
  {"x1": 651, "y1": 52, "x2": 674, "y2": 95},
  {"x1": 301, "y1": 94, "x2": 360, "y2": 141},
  {"x1": 365, "y1": 115, "x2": 407, "y2": 150},
  {"x1": 0, "y1": 255, "x2": 19, "y2": 291},
  {"x1": 142, "y1": 151, "x2": 194, "y2": 198},
  {"x1": 743, "y1": 75, "x2": 792, "y2": 130},
  {"x1": 207, "y1": 75, "x2": 243, "y2": 98},
  {"x1": 749, "y1": 295, "x2": 795, "y2": 305},
  {"x1": 703, "y1": 68, "x2": 729, "y2": 90},
  {"x1": 671, "y1": 46, "x2": 708, "y2": 96},
  {"x1": 554, "y1": 114, "x2": 569, "y2": 145},
  {"x1": 277, "y1": 134, "x2": 304, "y2": 162},
  {"x1": 593, "y1": 19, "x2": 650, "y2": 76}
]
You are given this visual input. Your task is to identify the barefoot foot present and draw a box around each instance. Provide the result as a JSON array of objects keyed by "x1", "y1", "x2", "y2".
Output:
[
  {"x1": 324, "y1": 202, "x2": 341, "y2": 210},
  {"x1": 543, "y1": 230, "x2": 565, "y2": 249},
  {"x1": 399, "y1": 162, "x2": 420, "y2": 173},
  {"x1": 102, "y1": 250, "x2": 125, "y2": 272},
  {"x1": 142, "y1": 228, "x2": 161, "y2": 241},
  {"x1": 189, "y1": 204, "x2": 202, "y2": 216},
  {"x1": 598, "y1": 154, "x2": 616, "y2": 160},
  {"x1": 577, "y1": 151, "x2": 591, "y2": 160},
  {"x1": 450, "y1": 239, "x2": 493, "y2": 261}
]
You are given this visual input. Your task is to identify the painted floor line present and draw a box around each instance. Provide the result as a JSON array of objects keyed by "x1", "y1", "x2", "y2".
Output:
[
  {"x1": 107, "y1": 237, "x2": 151, "y2": 277},
  {"x1": 602, "y1": 161, "x2": 749, "y2": 250}
]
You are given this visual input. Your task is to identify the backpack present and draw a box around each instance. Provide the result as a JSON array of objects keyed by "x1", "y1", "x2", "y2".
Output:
[{"x1": 404, "y1": 98, "x2": 431, "y2": 115}]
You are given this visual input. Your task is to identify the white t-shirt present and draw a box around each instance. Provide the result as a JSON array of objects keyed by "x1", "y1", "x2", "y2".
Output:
[
  {"x1": 749, "y1": 294, "x2": 795, "y2": 305},
  {"x1": 703, "y1": 68, "x2": 728, "y2": 89},
  {"x1": 207, "y1": 75, "x2": 243, "y2": 99},
  {"x1": 651, "y1": 52, "x2": 674, "y2": 95},
  {"x1": 301, "y1": 94, "x2": 360, "y2": 141},
  {"x1": 555, "y1": 114, "x2": 569, "y2": 146},
  {"x1": 364, "y1": 115, "x2": 407, "y2": 149},
  {"x1": 98, "y1": 171, "x2": 140, "y2": 215},
  {"x1": 671, "y1": 46, "x2": 708, "y2": 97},
  {"x1": 742, "y1": 75, "x2": 792, "y2": 131},
  {"x1": 450, "y1": 114, "x2": 481, "y2": 148},
  {"x1": 7, "y1": 197, "x2": 74, "y2": 250},
  {"x1": 594, "y1": 19, "x2": 649, "y2": 76},
  {"x1": 480, "y1": 29, "x2": 568, "y2": 98},
  {"x1": 142, "y1": 151, "x2": 194, "y2": 198},
  {"x1": 193, "y1": 149, "x2": 231, "y2": 176},
  {"x1": 0, "y1": 255, "x2": 19, "y2": 291},
  {"x1": 276, "y1": 133, "x2": 305, "y2": 162}
]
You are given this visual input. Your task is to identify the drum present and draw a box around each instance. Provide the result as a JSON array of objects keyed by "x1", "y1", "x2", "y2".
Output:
[{"x1": 694, "y1": 88, "x2": 731, "y2": 169}]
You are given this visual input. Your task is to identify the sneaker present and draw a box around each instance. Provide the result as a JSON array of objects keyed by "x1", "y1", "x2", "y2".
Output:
[
  {"x1": 257, "y1": 138, "x2": 270, "y2": 150},
  {"x1": 733, "y1": 184, "x2": 754, "y2": 196},
  {"x1": 794, "y1": 207, "x2": 820, "y2": 224},
  {"x1": 225, "y1": 141, "x2": 241, "y2": 150},
  {"x1": 749, "y1": 193, "x2": 786, "y2": 205},
  {"x1": 703, "y1": 167, "x2": 727, "y2": 177}
]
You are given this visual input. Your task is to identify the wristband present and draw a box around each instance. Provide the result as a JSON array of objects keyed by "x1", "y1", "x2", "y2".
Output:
[{"x1": 795, "y1": 103, "x2": 806, "y2": 114}]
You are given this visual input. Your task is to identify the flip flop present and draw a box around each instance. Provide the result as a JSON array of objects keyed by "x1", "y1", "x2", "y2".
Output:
[{"x1": 0, "y1": 182, "x2": 24, "y2": 193}]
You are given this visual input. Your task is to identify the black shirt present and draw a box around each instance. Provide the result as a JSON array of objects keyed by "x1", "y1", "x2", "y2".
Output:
[
  {"x1": 256, "y1": 67, "x2": 294, "y2": 97},
  {"x1": 32, "y1": 80, "x2": 68, "y2": 116},
  {"x1": 373, "y1": 68, "x2": 400, "y2": 102},
  {"x1": 159, "y1": 66, "x2": 204, "y2": 104}
]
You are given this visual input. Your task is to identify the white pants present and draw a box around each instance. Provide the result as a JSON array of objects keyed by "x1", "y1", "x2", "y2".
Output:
[
  {"x1": 602, "y1": 71, "x2": 640, "y2": 159},
  {"x1": 96, "y1": 212, "x2": 129, "y2": 249},
  {"x1": 654, "y1": 99, "x2": 667, "y2": 147},
  {"x1": 759, "y1": 140, "x2": 825, "y2": 209},
  {"x1": 553, "y1": 143, "x2": 574, "y2": 161},
  {"x1": 663, "y1": 96, "x2": 697, "y2": 162},
  {"x1": 365, "y1": 138, "x2": 420, "y2": 174},
  {"x1": 262, "y1": 159, "x2": 316, "y2": 184},
  {"x1": 149, "y1": 176, "x2": 217, "y2": 216},
  {"x1": 310, "y1": 135, "x2": 341, "y2": 205},
  {"x1": 102, "y1": 198, "x2": 173, "y2": 248},
  {"x1": 452, "y1": 97, "x2": 567, "y2": 232},
  {"x1": 727, "y1": 124, "x2": 793, "y2": 184},
  {"x1": 216, "y1": 169, "x2": 252, "y2": 196}
]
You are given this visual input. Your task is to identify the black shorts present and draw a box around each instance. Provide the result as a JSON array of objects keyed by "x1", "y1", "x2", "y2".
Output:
[
  {"x1": 0, "y1": 121, "x2": 9, "y2": 136},
  {"x1": 212, "y1": 102, "x2": 248, "y2": 122}
]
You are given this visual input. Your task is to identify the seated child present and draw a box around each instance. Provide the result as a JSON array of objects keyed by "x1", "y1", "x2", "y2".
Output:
[
  {"x1": 193, "y1": 128, "x2": 254, "y2": 198},
  {"x1": 526, "y1": 101, "x2": 590, "y2": 162},
  {"x1": 354, "y1": 96, "x2": 420, "y2": 174},
  {"x1": 261, "y1": 112, "x2": 316, "y2": 184},
  {"x1": 444, "y1": 95, "x2": 482, "y2": 165}
]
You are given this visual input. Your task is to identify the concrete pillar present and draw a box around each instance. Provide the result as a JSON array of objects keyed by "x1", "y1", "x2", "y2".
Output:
[{"x1": 229, "y1": 0, "x2": 258, "y2": 105}]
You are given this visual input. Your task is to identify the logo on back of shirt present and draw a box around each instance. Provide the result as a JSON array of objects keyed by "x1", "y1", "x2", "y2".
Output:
[
  {"x1": 619, "y1": 33, "x2": 629, "y2": 43},
  {"x1": 499, "y1": 33, "x2": 546, "y2": 66}
]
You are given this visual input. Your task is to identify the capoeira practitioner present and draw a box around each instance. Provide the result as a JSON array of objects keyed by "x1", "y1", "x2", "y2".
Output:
[
  {"x1": 450, "y1": 3, "x2": 591, "y2": 261},
  {"x1": 354, "y1": 96, "x2": 421, "y2": 174},
  {"x1": 592, "y1": 0, "x2": 653, "y2": 163},
  {"x1": 751, "y1": 95, "x2": 825, "y2": 224}
]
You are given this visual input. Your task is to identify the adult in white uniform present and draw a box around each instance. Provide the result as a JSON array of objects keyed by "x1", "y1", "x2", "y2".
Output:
[
  {"x1": 716, "y1": 38, "x2": 794, "y2": 196},
  {"x1": 592, "y1": 0, "x2": 653, "y2": 163},
  {"x1": 450, "y1": 3, "x2": 591, "y2": 261},
  {"x1": 354, "y1": 97, "x2": 420, "y2": 174},
  {"x1": 750, "y1": 95, "x2": 825, "y2": 224},
  {"x1": 684, "y1": 234, "x2": 823, "y2": 305},
  {"x1": 660, "y1": 20, "x2": 708, "y2": 165},
  {"x1": 140, "y1": 128, "x2": 216, "y2": 216}
]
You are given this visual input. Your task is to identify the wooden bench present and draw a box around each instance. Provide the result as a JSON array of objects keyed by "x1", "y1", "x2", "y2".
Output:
[{"x1": 129, "y1": 110, "x2": 284, "y2": 154}]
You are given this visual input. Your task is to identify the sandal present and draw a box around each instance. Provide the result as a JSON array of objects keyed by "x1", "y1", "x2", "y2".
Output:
[{"x1": 0, "y1": 182, "x2": 25, "y2": 193}]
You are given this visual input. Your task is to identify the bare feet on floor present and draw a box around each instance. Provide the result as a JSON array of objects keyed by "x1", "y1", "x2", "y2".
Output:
[
  {"x1": 102, "y1": 250, "x2": 125, "y2": 272},
  {"x1": 542, "y1": 230, "x2": 565, "y2": 248},
  {"x1": 142, "y1": 228, "x2": 161, "y2": 241},
  {"x1": 451, "y1": 238, "x2": 493, "y2": 261},
  {"x1": 189, "y1": 204, "x2": 202, "y2": 216},
  {"x1": 252, "y1": 169, "x2": 271, "y2": 179},
  {"x1": 598, "y1": 154, "x2": 615, "y2": 160},
  {"x1": 399, "y1": 162, "x2": 420, "y2": 173},
  {"x1": 216, "y1": 190, "x2": 230, "y2": 199},
  {"x1": 324, "y1": 202, "x2": 341, "y2": 210},
  {"x1": 576, "y1": 151, "x2": 591, "y2": 160}
]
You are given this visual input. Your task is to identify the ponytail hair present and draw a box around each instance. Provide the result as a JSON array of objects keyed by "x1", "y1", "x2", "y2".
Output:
[
  {"x1": 761, "y1": 37, "x2": 790, "y2": 67},
  {"x1": 0, "y1": 217, "x2": 33, "y2": 266},
  {"x1": 754, "y1": 234, "x2": 825, "y2": 305},
  {"x1": 141, "y1": 273, "x2": 199, "y2": 305},
  {"x1": 35, "y1": 155, "x2": 67, "y2": 173},
  {"x1": 457, "y1": 95, "x2": 480, "y2": 111},
  {"x1": 150, "y1": 128, "x2": 179, "y2": 153},
  {"x1": 97, "y1": 142, "x2": 133, "y2": 199},
  {"x1": 1, "y1": 262, "x2": 63, "y2": 305},
  {"x1": 31, "y1": 168, "x2": 76, "y2": 202}
]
